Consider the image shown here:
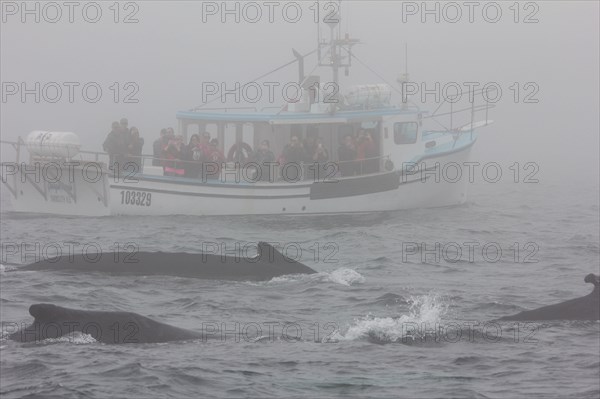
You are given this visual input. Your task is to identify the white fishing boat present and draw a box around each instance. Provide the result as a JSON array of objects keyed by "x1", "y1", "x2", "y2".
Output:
[{"x1": 1, "y1": 18, "x2": 493, "y2": 217}]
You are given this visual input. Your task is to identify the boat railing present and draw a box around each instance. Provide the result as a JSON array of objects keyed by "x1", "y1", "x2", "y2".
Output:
[
  {"x1": 0, "y1": 138, "x2": 111, "y2": 166},
  {"x1": 0, "y1": 137, "x2": 26, "y2": 164},
  {"x1": 1, "y1": 138, "x2": 394, "y2": 183},
  {"x1": 125, "y1": 152, "x2": 394, "y2": 182},
  {"x1": 422, "y1": 86, "x2": 497, "y2": 132}
]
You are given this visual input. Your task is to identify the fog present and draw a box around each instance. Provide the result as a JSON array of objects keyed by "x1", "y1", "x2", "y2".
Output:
[
  {"x1": 1, "y1": 0, "x2": 599, "y2": 186},
  {"x1": 2, "y1": 3, "x2": 600, "y2": 396}
]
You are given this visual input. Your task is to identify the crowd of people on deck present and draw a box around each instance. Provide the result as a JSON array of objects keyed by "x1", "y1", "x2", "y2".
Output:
[
  {"x1": 103, "y1": 119, "x2": 380, "y2": 180},
  {"x1": 337, "y1": 130, "x2": 379, "y2": 176},
  {"x1": 154, "y1": 129, "x2": 227, "y2": 178},
  {"x1": 102, "y1": 118, "x2": 144, "y2": 170},
  {"x1": 274, "y1": 129, "x2": 378, "y2": 179}
]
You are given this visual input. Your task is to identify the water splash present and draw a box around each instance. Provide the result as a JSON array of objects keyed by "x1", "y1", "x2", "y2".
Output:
[
  {"x1": 44, "y1": 332, "x2": 98, "y2": 345},
  {"x1": 337, "y1": 293, "x2": 448, "y2": 343},
  {"x1": 0, "y1": 264, "x2": 19, "y2": 272},
  {"x1": 322, "y1": 268, "x2": 365, "y2": 286}
]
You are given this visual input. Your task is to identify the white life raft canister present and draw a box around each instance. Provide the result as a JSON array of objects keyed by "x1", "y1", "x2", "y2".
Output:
[
  {"x1": 25, "y1": 131, "x2": 81, "y2": 159},
  {"x1": 345, "y1": 84, "x2": 392, "y2": 108}
]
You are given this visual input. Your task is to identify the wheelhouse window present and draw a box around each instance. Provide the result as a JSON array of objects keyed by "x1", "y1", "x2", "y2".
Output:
[{"x1": 394, "y1": 122, "x2": 418, "y2": 145}]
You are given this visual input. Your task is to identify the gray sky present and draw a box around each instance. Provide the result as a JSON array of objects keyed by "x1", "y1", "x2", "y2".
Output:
[{"x1": 1, "y1": 1, "x2": 598, "y2": 185}]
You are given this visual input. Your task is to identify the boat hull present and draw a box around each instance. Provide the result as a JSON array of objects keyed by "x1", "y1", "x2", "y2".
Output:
[
  {"x1": 3, "y1": 162, "x2": 111, "y2": 216},
  {"x1": 3, "y1": 145, "x2": 473, "y2": 217}
]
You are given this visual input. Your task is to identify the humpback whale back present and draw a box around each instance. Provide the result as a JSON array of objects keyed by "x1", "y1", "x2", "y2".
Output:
[
  {"x1": 10, "y1": 304, "x2": 201, "y2": 344},
  {"x1": 500, "y1": 274, "x2": 600, "y2": 321},
  {"x1": 17, "y1": 242, "x2": 317, "y2": 281}
]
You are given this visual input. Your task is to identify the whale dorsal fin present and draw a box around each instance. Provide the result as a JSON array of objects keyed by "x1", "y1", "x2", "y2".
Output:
[
  {"x1": 584, "y1": 273, "x2": 599, "y2": 288},
  {"x1": 257, "y1": 242, "x2": 290, "y2": 263},
  {"x1": 584, "y1": 274, "x2": 599, "y2": 297},
  {"x1": 29, "y1": 303, "x2": 62, "y2": 322}
]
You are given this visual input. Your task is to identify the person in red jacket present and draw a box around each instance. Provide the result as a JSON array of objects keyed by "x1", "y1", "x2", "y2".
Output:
[{"x1": 163, "y1": 135, "x2": 185, "y2": 176}]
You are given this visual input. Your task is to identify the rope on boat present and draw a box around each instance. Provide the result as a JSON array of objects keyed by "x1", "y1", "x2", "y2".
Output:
[{"x1": 193, "y1": 48, "x2": 318, "y2": 110}]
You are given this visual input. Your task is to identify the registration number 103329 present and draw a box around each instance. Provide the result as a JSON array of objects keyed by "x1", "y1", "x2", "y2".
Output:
[{"x1": 120, "y1": 190, "x2": 152, "y2": 207}]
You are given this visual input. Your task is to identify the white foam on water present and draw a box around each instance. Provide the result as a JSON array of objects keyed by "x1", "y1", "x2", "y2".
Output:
[
  {"x1": 45, "y1": 332, "x2": 98, "y2": 345},
  {"x1": 249, "y1": 335, "x2": 272, "y2": 343},
  {"x1": 267, "y1": 274, "x2": 304, "y2": 284},
  {"x1": 335, "y1": 293, "x2": 448, "y2": 343},
  {"x1": 267, "y1": 268, "x2": 365, "y2": 286},
  {"x1": 322, "y1": 268, "x2": 365, "y2": 286},
  {"x1": 0, "y1": 264, "x2": 19, "y2": 272}
]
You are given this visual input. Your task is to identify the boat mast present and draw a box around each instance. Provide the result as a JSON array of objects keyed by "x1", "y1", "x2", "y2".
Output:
[
  {"x1": 317, "y1": 1, "x2": 359, "y2": 110},
  {"x1": 397, "y1": 43, "x2": 411, "y2": 110}
]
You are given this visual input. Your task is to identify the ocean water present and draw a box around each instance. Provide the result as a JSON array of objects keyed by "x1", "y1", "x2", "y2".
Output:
[{"x1": 1, "y1": 180, "x2": 599, "y2": 398}]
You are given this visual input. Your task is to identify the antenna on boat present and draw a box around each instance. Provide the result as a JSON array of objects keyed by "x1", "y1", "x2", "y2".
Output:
[
  {"x1": 292, "y1": 48, "x2": 305, "y2": 84},
  {"x1": 317, "y1": 0, "x2": 359, "y2": 108},
  {"x1": 405, "y1": 42, "x2": 408, "y2": 77},
  {"x1": 397, "y1": 42, "x2": 411, "y2": 110}
]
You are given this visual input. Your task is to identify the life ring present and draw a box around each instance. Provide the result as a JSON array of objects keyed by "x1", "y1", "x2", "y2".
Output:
[{"x1": 227, "y1": 142, "x2": 253, "y2": 163}]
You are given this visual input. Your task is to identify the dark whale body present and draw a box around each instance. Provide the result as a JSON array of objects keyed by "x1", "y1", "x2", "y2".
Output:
[
  {"x1": 10, "y1": 275, "x2": 597, "y2": 345},
  {"x1": 499, "y1": 274, "x2": 600, "y2": 321},
  {"x1": 9, "y1": 304, "x2": 201, "y2": 344},
  {"x1": 18, "y1": 242, "x2": 316, "y2": 281}
]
